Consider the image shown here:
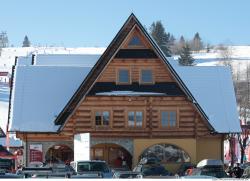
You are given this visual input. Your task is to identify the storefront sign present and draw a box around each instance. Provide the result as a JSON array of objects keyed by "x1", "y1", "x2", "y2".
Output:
[
  {"x1": 29, "y1": 144, "x2": 43, "y2": 162},
  {"x1": 74, "y1": 133, "x2": 90, "y2": 161}
]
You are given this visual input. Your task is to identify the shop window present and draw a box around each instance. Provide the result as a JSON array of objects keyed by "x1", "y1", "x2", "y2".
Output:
[
  {"x1": 128, "y1": 111, "x2": 143, "y2": 127},
  {"x1": 95, "y1": 111, "x2": 110, "y2": 126},
  {"x1": 117, "y1": 69, "x2": 130, "y2": 84},
  {"x1": 139, "y1": 144, "x2": 190, "y2": 163},
  {"x1": 141, "y1": 69, "x2": 153, "y2": 84},
  {"x1": 161, "y1": 111, "x2": 177, "y2": 127}
]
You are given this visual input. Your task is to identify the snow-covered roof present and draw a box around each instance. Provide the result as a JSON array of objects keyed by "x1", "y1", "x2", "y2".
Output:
[
  {"x1": 96, "y1": 91, "x2": 166, "y2": 96},
  {"x1": 35, "y1": 54, "x2": 100, "y2": 66},
  {"x1": 9, "y1": 66, "x2": 92, "y2": 132},
  {"x1": 17, "y1": 56, "x2": 32, "y2": 66},
  {"x1": 172, "y1": 65, "x2": 241, "y2": 133}
]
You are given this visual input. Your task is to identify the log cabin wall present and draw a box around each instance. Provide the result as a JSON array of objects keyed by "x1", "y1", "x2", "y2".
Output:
[
  {"x1": 61, "y1": 26, "x2": 213, "y2": 139},
  {"x1": 96, "y1": 59, "x2": 174, "y2": 83},
  {"x1": 61, "y1": 96, "x2": 212, "y2": 138}
]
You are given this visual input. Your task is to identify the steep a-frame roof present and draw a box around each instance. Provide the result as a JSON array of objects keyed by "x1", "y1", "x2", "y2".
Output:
[
  {"x1": 54, "y1": 14, "x2": 217, "y2": 132},
  {"x1": 8, "y1": 14, "x2": 240, "y2": 134}
]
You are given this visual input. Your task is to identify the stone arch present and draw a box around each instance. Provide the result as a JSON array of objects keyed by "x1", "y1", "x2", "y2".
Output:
[
  {"x1": 139, "y1": 143, "x2": 191, "y2": 163},
  {"x1": 44, "y1": 143, "x2": 73, "y2": 164},
  {"x1": 91, "y1": 138, "x2": 133, "y2": 155}
]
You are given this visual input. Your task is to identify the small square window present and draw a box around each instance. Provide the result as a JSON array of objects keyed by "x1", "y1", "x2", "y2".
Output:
[
  {"x1": 161, "y1": 111, "x2": 177, "y2": 128},
  {"x1": 118, "y1": 69, "x2": 130, "y2": 84},
  {"x1": 95, "y1": 112, "x2": 102, "y2": 125},
  {"x1": 128, "y1": 111, "x2": 143, "y2": 127},
  {"x1": 128, "y1": 35, "x2": 142, "y2": 46},
  {"x1": 141, "y1": 69, "x2": 153, "y2": 83},
  {"x1": 95, "y1": 111, "x2": 110, "y2": 126}
]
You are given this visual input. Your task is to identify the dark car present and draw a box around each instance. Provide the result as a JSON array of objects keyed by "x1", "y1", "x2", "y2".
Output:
[
  {"x1": 191, "y1": 159, "x2": 229, "y2": 178},
  {"x1": 133, "y1": 163, "x2": 170, "y2": 177},
  {"x1": 70, "y1": 160, "x2": 112, "y2": 178},
  {"x1": 113, "y1": 171, "x2": 141, "y2": 178},
  {"x1": 241, "y1": 166, "x2": 250, "y2": 178},
  {"x1": 176, "y1": 162, "x2": 196, "y2": 176},
  {"x1": 0, "y1": 169, "x2": 22, "y2": 179},
  {"x1": 20, "y1": 164, "x2": 76, "y2": 178}
]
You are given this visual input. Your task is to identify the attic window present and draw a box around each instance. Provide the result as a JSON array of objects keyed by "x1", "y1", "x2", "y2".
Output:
[{"x1": 128, "y1": 35, "x2": 143, "y2": 46}]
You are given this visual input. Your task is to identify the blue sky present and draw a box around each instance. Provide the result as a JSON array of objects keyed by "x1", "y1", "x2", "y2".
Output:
[{"x1": 1, "y1": 0, "x2": 250, "y2": 47}]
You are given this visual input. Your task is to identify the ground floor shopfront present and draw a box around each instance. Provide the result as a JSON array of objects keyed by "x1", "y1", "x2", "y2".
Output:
[{"x1": 21, "y1": 137, "x2": 223, "y2": 173}]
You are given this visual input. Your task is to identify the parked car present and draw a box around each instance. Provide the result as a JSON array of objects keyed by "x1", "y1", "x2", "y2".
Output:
[
  {"x1": 133, "y1": 163, "x2": 170, "y2": 177},
  {"x1": 241, "y1": 166, "x2": 250, "y2": 178},
  {"x1": 176, "y1": 162, "x2": 196, "y2": 176},
  {"x1": 20, "y1": 163, "x2": 76, "y2": 178},
  {"x1": 181, "y1": 175, "x2": 217, "y2": 179},
  {"x1": 241, "y1": 162, "x2": 250, "y2": 170},
  {"x1": 0, "y1": 172, "x2": 22, "y2": 179},
  {"x1": 190, "y1": 159, "x2": 228, "y2": 178},
  {"x1": 70, "y1": 160, "x2": 112, "y2": 178},
  {"x1": 113, "y1": 171, "x2": 141, "y2": 178},
  {"x1": 111, "y1": 166, "x2": 130, "y2": 176}
]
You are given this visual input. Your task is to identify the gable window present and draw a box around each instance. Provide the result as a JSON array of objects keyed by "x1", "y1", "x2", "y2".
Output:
[
  {"x1": 161, "y1": 111, "x2": 177, "y2": 128},
  {"x1": 141, "y1": 69, "x2": 153, "y2": 84},
  {"x1": 95, "y1": 111, "x2": 110, "y2": 126},
  {"x1": 128, "y1": 35, "x2": 143, "y2": 46},
  {"x1": 117, "y1": 69, "x2": 130, "y2": 84},
  {"x1": 128, "y1": 111, "x2": 143, "y2": 127}
]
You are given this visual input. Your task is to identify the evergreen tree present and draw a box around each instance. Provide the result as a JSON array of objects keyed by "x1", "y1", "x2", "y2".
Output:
[
  {"x1": 179, "y1": 36, "x2": 185, "y2": 48},
  {"x1": 178, "y1": 43, "x2": 195, "y2": 66},
  {"x1": 192, "y1": 32, "x2": 203, "y2": 52},
  {"x1": 0, "y1": 31, "x2": 9, "y2": 48},
  {"x1": 22, "y1": 35, "x2": 31, "y2": 47},
  {"x1": 206, "y1": 43, "x2": 211, "y2": 53},
  {"x1": 149, "y1": 21, "x2": 171, "y2": 57}
]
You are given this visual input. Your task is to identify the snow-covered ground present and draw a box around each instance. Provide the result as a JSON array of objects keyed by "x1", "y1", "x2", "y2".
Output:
[
  {"x1": 0, "y1": 47, "x2": 105, "y2": 72},
  {"x1": 194, "y1": 46, "x2": 250, "y2": 72}
]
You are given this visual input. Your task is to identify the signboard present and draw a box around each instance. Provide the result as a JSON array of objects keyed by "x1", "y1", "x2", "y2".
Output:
[
  {"x1": 74, "y1": 133, "x2": 90, "y2": 161},
  {"x1": 29, "y1": 144, "x2": 43, "y2": 162}
]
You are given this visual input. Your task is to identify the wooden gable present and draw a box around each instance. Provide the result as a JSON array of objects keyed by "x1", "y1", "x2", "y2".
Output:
[
  {"x1": 55, "y1": 14, "x2": 214, "y2": 135},
  {"x1": 96, "y1": 24, "x2": 174, "y2": 84}
]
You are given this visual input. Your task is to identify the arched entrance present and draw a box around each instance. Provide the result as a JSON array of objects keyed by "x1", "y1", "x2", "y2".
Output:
[
  {"x1": 45, "y1": 145, "x2": 73, "y2": 164},
  {"x1": 91, "y1": 143, "x2": 132, "y2": 169},
  {"x1": 139, "y1": 143, "x2": 191, "y2": 163}
]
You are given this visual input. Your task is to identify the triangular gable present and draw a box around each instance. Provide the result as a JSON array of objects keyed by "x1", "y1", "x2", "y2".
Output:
[{"x1": 55, "y1": 13, "x2": 215, "y2": 133}]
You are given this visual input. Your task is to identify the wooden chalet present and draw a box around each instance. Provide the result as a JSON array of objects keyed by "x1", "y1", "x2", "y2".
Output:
[{"x1": 8, "y1": 14, "x2": 241, "y2": 172}]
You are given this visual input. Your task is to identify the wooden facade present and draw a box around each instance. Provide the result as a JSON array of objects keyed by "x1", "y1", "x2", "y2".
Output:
[{"x1": 14, "y1": 14, "x2": 225, "y2": 171}]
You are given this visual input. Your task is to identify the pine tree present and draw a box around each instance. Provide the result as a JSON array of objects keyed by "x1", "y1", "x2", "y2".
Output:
[
  {"x1": 178, "y1": 43, "x2": 195, "y2": 66},
  {"x1": 0, "y1": 31, "x2": 9, "y2": 48},
  {"x1": 149, "y1": 21, "x2": 171, "y2": 57},
  {"x1": 192, "y1": 32, "x2": 203, "y2": 52},
  {"x1": 22, "y1": 35, "x2": 31, "y2": 47},
  {"x1": 179, "y1": 36, "x2": 185, "y2": 47}
]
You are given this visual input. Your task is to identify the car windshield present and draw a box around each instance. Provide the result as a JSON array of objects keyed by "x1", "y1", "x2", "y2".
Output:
[{"x1": 77, "y1": 162, "x2": 109, "y2": 173}]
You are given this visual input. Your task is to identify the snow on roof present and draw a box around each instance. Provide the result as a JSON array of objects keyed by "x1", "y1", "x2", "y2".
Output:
[
  {"x1": 96, "y1": 91, "x2": 166, "y2": 96},
  {"x1": 35, "y1": 54, "x2": 100, "y2": 66},
  {"x1": 9, "y1": 65, "x2": 92, "y2": 132},
  {"x1": 17, "y1": 56, "x2": 32, "y2": 66},
  {"x1": 172, "y1": 65, "x2": 241, "y2": 133}
]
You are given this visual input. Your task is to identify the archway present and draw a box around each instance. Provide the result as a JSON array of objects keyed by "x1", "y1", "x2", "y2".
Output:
[
  {"x1": 139, "y1": 143, "x2": 191, "y2": 163},
  {"x1": 91, "y1": 143, "x2": 132, "y2": 169},
  {"x1": 45, "y1": 144, "x2": 73, "y2": 164}
]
